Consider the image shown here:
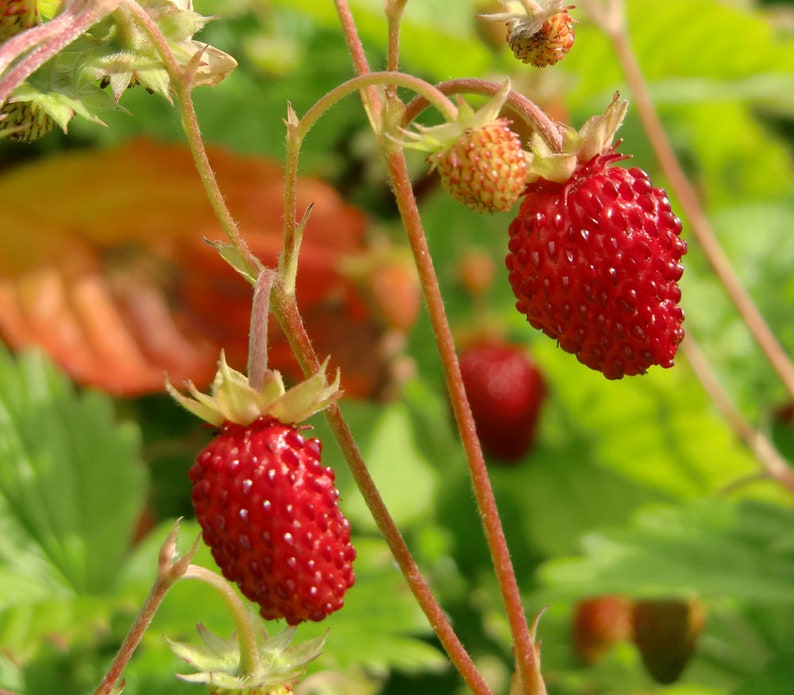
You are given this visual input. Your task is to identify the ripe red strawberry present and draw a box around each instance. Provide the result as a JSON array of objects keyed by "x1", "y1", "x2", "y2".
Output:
[
  {"x1": 459, "y1": 339, "x2": 546, "y2": 461},
  {"x1": 402, "y1": 81, "x2": 527, "y2": 214},
  {"x1": 632, "y1": 597, "x2": 706, "y2": 684},
  {"x1": 506, "y1": 97, "x2": 686, "y2": 379},
  {"x1": 168, "y1": 353, "x2": 354, "y2": 625},
  {"x1": 429, "y1": 117, "x2": 527, "y2": 214},
  {"x1": 507, "y1": 7, "x2": 575, "y2": 67},
  {"x1": 191, "y1": 416, "x2": 355, "y2": 625}
]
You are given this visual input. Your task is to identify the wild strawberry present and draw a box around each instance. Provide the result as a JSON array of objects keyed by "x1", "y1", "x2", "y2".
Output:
[
  {"x1": 401, "y1": 81, "x2": 527, "y2": 214},
  {"x1": 572, "y1": 595, "x2": 633, "y2": 664},
  {"x1": 478, "y1": 0, "x2": 575, "y2": 68},
  {"x1": 191, "y1": 415, "x2": 355, "y2": 625},
  {"x1": 632, "y1": 597, "x2": 706, "y2": 684},
  {"x1": 459, "y1": 338, "x2": 546, "y2": 462},
  {"x1": 508, "y1": 8, "x2": 575, "y2": 67},
  {"x1": 430, "y1": 117, "x2": 526, "y2": 214},
  {"x1": 168, "y1": 354, "x2": 355, "y2": 625},
  {"x1": 506, "y1": 96, "x2": 686, "y2": 379}
]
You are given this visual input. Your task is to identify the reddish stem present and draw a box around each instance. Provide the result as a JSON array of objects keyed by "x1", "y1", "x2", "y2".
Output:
[
  {"x1": 270, "y1": 287, "x2": 494, "y2": 695},
  {"x1": 402, "y1": 77, "x2": 564, "y2": 153},
  {"x1": 384, "y1": 148, "x2": 544, "y2": 694}
]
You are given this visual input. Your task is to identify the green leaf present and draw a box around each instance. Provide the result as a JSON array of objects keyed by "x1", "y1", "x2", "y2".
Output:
[
  {"x1": 733, "y1": 651, "x2": 794, "y2": 695},
  {"x1": 538, "y1": 498, "x2": 794, "y2": 603},
  {"x1": 297, "y1": 537, "x2": 447, "y2": 678},
  {"x1": 0, "y1": 347, "x2": 147, "y2": 596},
  {"x1": 332, "y1": 401, "x2": 440, "y2": 532}
]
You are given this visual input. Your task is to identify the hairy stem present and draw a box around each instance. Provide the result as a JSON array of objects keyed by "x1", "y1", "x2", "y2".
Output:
[
  {"x1": 93, "y1": 525, "x2": 198, "y2": 695},
  {"x1": 0, "y1": 0, "x2": 119, "y2": 106},
  {"x1": 682, "y1": 335, "x2": 794, "y2": 495},
  {"x1": 117, "y1": 0, "x2": 262, "y2": 280},
  {"x1": 270, "y1": 286, "x2": 493, "y2": 695},
  {"x1": 402, "y1": 77, "x2": 564, "y2": 153},
  {"x1": 332, "y1": 0, "x2": 380, "y2": 125},
  {"x1": 384, "y1": 148, "x2": 543, "y2": 694}
]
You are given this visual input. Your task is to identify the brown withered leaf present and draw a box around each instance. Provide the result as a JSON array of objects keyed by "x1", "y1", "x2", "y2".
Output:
[{"x1": 0, "y1": 138, "x2": 405, "y2": 398}]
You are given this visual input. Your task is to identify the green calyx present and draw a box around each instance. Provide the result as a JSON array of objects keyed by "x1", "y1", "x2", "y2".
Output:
[
  {"x1": 399, "y1": 80, "x2": 516, "y2": 157},
  {"x1": 169, "y1": 623, "x2": 326, "y2": 695},
  {"x1": 525, "y1": 92, "x2": 629, "y2": 183},
  {"x1": 166, "y1": 351, "x2": 341, "y2": 427}
]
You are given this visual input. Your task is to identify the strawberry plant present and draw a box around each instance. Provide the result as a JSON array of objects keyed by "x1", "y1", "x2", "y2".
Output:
[{"x1": 1, "y1": 0, "x2": 794, "y2": 694}]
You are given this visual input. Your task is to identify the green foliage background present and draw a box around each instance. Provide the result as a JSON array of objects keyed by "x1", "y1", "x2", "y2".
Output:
[{"x1": 1, "y1": 1, "x2": 794, "y2": 694}]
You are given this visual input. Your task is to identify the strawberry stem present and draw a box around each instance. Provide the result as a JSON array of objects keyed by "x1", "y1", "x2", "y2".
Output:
[
  {"x1": 383, "y1": 146, "x2": 544, "y2": 695},
  {"x1": 116, "y1": 0, "x2": 264, "y2": 282},
  {"x1": 0, "y1": 0, "x2": 119, "y2": 108},
  {"x1": 182, "y1": 565, "x2": 262, "y2": 677},
  {"x1": 402, "y1": 77, "x2": 564, "y2": 153},
  {"x1": 270, "y1": 283, "x2": 494, "y2": 695},
  {"x1": 281, "y1": 70, "x2": 457, "y2": 295},
  {"x1": 248, "y1": 270, "x2": 276, "y2": 391},
  {"x1": 93, "y1": 524, "x2": 200, "y2": 695}
]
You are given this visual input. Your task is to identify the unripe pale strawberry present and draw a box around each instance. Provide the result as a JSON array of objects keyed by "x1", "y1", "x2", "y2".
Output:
[
  {"x1": 401, "y1": 81, "x2": 527, "y2": 215},
  {"x1": 477, "y1": 0, "x2": 575, "y2": 68},
  {"x1": 0, "y1": 99, "x2": 55, "y2": 141},
  {"x1": 0, "y1": 0, "x2": 38, "y2": 42},
  {"x1": 429, "y1": 117, "x2": 527, "y2": 214},
  {"x1": 0, "y1": 0, "x2": 57, "y2": 142},
  {"x1": 507, "y1": 8, "x2": 575, "y2": 67}
]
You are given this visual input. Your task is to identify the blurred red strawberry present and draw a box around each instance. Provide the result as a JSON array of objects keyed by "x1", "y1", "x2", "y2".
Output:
[
  {"x1": 459, "y1": 338, "x2": 547, "y2": 462},
  {"x1": 572, "y1": 595, "x2": 632, "y2": 664},
  {"x1": 0, "y1": 139, "x2": 416, "y2": 397}
]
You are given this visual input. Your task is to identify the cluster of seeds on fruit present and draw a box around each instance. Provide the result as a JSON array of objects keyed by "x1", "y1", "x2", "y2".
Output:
[
  {"x1": 507, "y1": 8, "x2": 575, "y2": 67},
  {"x1": 507, "y1": 152, "x2": 687, "y2": 379},
  {"x1": 191, "y1": 416, "x2": 356, "y2": 625},
  {"x1": 431, "y1": 118, "x2": 527, "y2": 214}
]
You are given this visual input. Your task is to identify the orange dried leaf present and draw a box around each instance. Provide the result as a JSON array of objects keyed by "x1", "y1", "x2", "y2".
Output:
[{"x1": 0, "y1": 139, "x2": 411, "y2": 397}]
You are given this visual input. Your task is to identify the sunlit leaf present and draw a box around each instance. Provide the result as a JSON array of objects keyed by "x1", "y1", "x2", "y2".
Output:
[{"x1": 538, "y1": 498, "x2": 794, "y2": 602}]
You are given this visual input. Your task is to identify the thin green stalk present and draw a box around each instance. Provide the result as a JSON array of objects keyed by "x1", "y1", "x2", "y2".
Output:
[
  {"x1": 182, "y1": 565, "x2": 262, "y2": 676},
  {"x1": 402, "y1": 77, "x2": 564, "y2": 153},
  {"x1": 383, "y1": 148, "x2": 544, "y2": 695},
  {"x1": 682, "y1": 335, "x2": 794, "y2": 495},
  {"x1": 281, "y1": 71, "x2": 457, "y2": 293}
]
